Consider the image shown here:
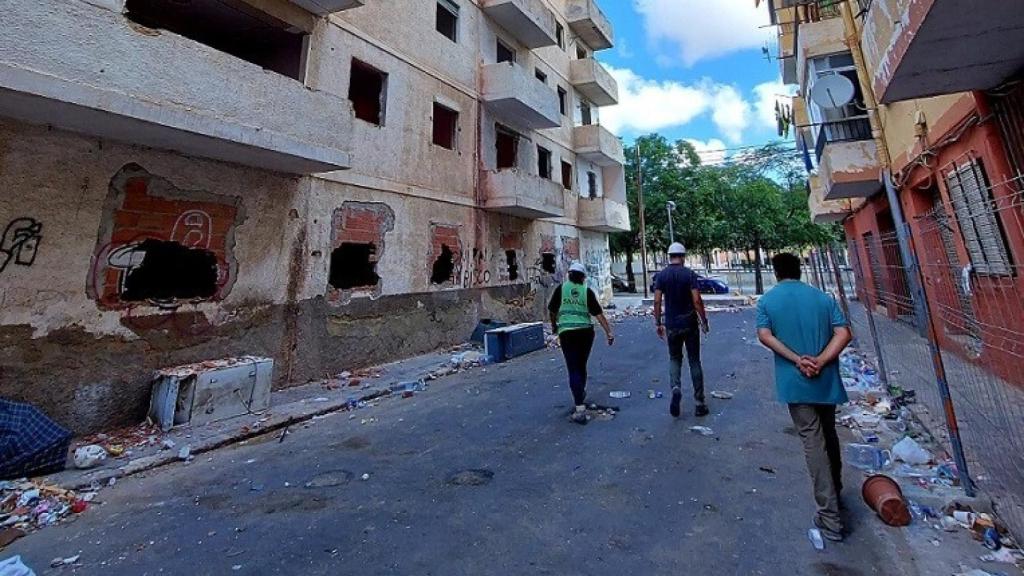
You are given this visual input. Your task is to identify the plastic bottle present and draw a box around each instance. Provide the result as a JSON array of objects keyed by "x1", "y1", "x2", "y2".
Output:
[
  {"x1": 808, "y1": 528, "x2": 825, "y2": 550},
  {"x1": 844, "y1": 444, "x2": 892, "y2": 471}
]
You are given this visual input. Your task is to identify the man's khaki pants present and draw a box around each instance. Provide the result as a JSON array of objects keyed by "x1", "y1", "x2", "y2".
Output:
[{"x1": 788, "y1": 403, "x2": 843, "y2": 533}]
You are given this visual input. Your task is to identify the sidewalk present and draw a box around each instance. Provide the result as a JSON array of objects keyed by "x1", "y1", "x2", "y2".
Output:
[{"x1": 612, "y1": 293, "x2": 754, "y2": 311}]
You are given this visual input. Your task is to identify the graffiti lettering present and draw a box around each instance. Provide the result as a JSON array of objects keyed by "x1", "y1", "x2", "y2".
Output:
[{"x1": 0, "y1": 217, "x2": 42, "y2": 274}]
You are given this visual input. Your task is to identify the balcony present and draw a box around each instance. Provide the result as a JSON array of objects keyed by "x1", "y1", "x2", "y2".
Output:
[
  {"x1": 289, "y1": 0, "x2": 364, "y2": 15},
  {"x1": 578, "y1": 197, "x2": 630, "y2": 232},
  {"x1": 481, "y1": 0, "x2": 558, "y2": 49},
  {"x1": 481, "y1": 169, "x2": 566, "y2": 219},
  {"x1": 573, "y1": 125, "x2": 624, "y2": 167},
  {"x1": 807, "y1": 175, "x2": 863, "y2": 224},
  {"x1": 570, "y1": 58, "x2": 618, "y2": 107},
  {"x1": 481, "y1": 63, "x2": 561, "y2": 130},
  {"x1": 862, "y1": 0, "x2": 1024, "y2": 103},
  {"x1": 815, "y1": 117, "x2": 882, "y2": 200},
  {"x1": 794, "y1": 7, "x2": 846, "y2": 87},
  {"x1": 0, "y1": 0, "x2": 351, "y2": 175},
  {"x1": 566, "y1": 0, "x2": 614, "y2": 51}
]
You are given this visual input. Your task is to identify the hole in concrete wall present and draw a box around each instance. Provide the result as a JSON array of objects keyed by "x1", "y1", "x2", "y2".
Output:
[
  {"x1": 496, "y1": 125, "x2": 518, "y2": 169},
  {"x1": 506, "y1": 250, "x2": 519, "y2": 281},
  {"x1": 121, "y1": 239, "x2": 218, "y2": 302},
  {"x1": 431, "y1": 244, "x2": 456, "y2": 284},
  {"x1": 350, "y1": 59, "x2": 388, "y2": 126},
  {"x1": 125, "y1": 0, "x2": 307, "y2": 80},
  {"x1": 541, "y1": 253, "x2": 556, "y2": 274},
  {"x1": 329, "y1": 243, "x2": 380, "y2": 290}
]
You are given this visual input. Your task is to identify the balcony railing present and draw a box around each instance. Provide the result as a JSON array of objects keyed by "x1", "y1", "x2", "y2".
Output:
[{"x1": 814, "y1": 116, "x2": 873, "y2": 161}]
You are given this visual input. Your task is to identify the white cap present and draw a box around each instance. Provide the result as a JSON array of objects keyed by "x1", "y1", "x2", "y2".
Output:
[
  {"x1": 568, "y1": 261, "x2": 587, "y2": 274},
  {"x1": 668, "y1": 242, "x2": 687, "y2": 255}
]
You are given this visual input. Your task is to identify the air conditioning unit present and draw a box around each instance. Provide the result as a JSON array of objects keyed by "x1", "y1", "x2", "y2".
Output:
[{"x1": 149, "y1": 356, "x2": 273, "y2": 431}]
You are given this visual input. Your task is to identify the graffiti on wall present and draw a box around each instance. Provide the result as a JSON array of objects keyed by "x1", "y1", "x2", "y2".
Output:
[
  {"x1": 88, "y1": 164, "x2": 241, "y2": 312},
  {"x1": 584, "y1": 247, "x2": 613, "y2": 300},
  {"x1": 0, "y1": 217, "x2": 42, "y2": 274}
]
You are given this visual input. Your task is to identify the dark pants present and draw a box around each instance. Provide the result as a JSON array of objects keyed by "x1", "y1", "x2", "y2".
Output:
[
  {"x1": 667, "y1": 325, "x2": 705, "y2": 406},
  {"x1": 559, "y1": 327, "x2": 595, "y2": 406},
  {"x1": 789, "y1": 403, "x2": 844, "y2": 533}
]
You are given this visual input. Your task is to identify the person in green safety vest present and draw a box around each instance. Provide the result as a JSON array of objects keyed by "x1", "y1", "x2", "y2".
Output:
[{"x1": 547, "y1": 262, "x2": 615, "y2": 424}]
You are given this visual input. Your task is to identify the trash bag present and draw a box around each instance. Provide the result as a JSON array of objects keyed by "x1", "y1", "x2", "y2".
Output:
[
  {"x1": 892, "y1": 436, "x2": 931, "y2": 466},
  {"x1": 0, "y1": 398, "x2": 72, "y2": 480},
  {"x1": 0, "y1": 556, "x2": 36, "y2": 576}
]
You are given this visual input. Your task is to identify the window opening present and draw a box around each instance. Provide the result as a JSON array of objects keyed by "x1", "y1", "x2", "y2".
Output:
[
  {"x1": 124, "y1": 0, "x2": 307, "y2": 80},
  {"x1": 349, "y1": 59, "x2": 388, "y2": 126},
  {"x1": 557, "y1": 87, "x2": 568, "y2": 116},
  {"x1": 537, "y1": 146, "x2": 552, "y2": 179},
  {"x1": 436, "y1": 0, "x2": 459, "y2": 42},
  {"x1": 497, "y1": 39, "x2": 516, "y2": 64},
  {"x1": 556, "y1": 23, "x2": 565, "y2": 49},
  {"x1": 561, "y1": 160, "x2": 573, "y2": 190},
  {"x1": 506, "y1": 250, "x2": 519, "y2": 281},
  {"x1": 587, "y1": 171, "x2": 598, "y2": 198},
  {"x1": 496, "y1": 125, "x2": 518, "y2": 169},
  {"x1": 541, "y1": 253, "x2": 557, "y2": 274},
  {"x1": 432, "y1": 102, "x2": 458, "y2": 150},
  {"x1": 535, "y1": 68, "x2": 547, "y2": 84}
]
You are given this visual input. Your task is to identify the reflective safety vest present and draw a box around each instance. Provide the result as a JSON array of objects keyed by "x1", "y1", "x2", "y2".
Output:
[{"x1": 557, "y1": 281, "x2": 593, "y2": 334}]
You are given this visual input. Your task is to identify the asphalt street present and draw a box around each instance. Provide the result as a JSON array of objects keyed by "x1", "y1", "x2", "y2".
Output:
[{"x1": 7, "y1": 310, "x2": 969, "y2": 575}]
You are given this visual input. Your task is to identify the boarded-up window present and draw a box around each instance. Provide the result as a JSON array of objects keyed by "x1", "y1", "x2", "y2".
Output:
[{"x1": 945, "y1": 160, "x2": 1013, "y2": 276}]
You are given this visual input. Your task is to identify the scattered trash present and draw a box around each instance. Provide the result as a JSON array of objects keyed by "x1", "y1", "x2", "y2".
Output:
[
  {"x1": 710, "y1": 391, "x2": 734, "y2": 400},
  {"x1": 0, "y1": 555, "x2": 35, "y2": 576},
  {"x1": 161, "y1": 439, "x2": 176, "y2": 450},
  {"x1": 0, "y1": 399, "x2": 72, "y2": 480},
  {"x1": 689, "y1": 426, "x2": 714, "y2": 436},
  {"x1": 845, "y1": 444, "x2": 892, "y2": 471},
  {"x1": 1, "y1": 479, "x2": 90, "y2": 536},
  {"x1": 982, "y1": 526, "x2": 1002, "y2": 551},
  {"x1": 360, "y1": 473, "x2": 370, "y2": 482},
  {"x1": 609, "y1": 391, "x2": 631, "y2": 399},
  {"x1": 758, "y1": 466, "x2": 776, "y2": 475},
  {"x1": 177, "y1": 446, "x2": 192, "y2": 461},
  {"x1": 808, "y1": 528, "x2": 825, "y2": 551},
  {"x1": 73, "y1": 445, "x2": 108, "y2": 470},
  {"x1": 892, "y1": 437, "x2": 931, "y2": 465},
  {"x1": 49, "y1": 556, "x2": 79, "y2": 568},
  {"x1": 980, "y1": 547, "x2": 1022, "y2": 564},
  {"x1": 0, "y1": 528, "x2": 26, "y2": 548}
]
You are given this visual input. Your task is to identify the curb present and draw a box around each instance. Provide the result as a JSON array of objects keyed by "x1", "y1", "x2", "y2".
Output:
[{"x1": 61, "y1": 387, "x2": 392, "y2": 490}]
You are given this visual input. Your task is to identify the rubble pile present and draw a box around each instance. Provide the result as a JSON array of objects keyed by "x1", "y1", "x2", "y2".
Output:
[{"x1": 0, "y1": 479, "x2": 95, "y2": 549}]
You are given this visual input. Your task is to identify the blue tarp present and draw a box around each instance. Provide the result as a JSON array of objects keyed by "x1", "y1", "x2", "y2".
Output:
[{"x1": 0, "y1": 398, "x2": 71, "y2": 479}]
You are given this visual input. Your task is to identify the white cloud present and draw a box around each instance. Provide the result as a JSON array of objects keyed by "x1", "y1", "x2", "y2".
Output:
[
  {"x1": 753, "y1": 79, "x2": 797, "y2": 132},
  {"x1": 685, "y1": 138, "x2": 728, "y2": 166},
  {"x1": 709, "y1": 86, "x2": 751, "y2": 144},
  {"x1": 634, "y1": 0, "x2": 771, "y2": 67},
  {"x1": 601, "y1": 66, "x2": 752, "y2": 143}
]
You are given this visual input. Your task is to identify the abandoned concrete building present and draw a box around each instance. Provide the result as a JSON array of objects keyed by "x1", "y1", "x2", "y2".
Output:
[{"x1": 0, "y1": 0, "x2": 629, "y2": 432}]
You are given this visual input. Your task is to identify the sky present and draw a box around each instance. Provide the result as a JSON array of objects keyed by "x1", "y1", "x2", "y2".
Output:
[{"x1": 595, "y1": 0, "x2": 795, "y2": 164}]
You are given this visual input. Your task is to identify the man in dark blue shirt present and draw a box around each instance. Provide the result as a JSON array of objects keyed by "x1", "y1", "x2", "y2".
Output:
[{"x1": 653, "y1": 242, "x2": 709, "y2": 418}]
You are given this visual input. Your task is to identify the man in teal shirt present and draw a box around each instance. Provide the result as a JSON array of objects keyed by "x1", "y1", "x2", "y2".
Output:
[{"x1": 757, "y1": 253, "x2": 852, "y2": 542}]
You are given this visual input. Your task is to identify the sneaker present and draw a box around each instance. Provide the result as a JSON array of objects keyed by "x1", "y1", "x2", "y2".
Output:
[
  {"x1": 570, "y1": 406, "x2": 589, "y2": 425},
  {"x1": 669, "y1": 388, "x2": 682, "y2": 418},
  {"x1": 695, "y1": 404, "x2": 710, "y2": 418},
  {"x1": 813, "y1": 516, "x2": 844, "y2": 542}
]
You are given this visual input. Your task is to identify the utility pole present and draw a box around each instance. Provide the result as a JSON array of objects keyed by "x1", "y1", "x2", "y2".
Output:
[
  {"x1": 636, "y1": 142, "x2": 650, "y2": 298},
  {"x1": 666, "y1": 201, "x2": 677, "y2": 243}
]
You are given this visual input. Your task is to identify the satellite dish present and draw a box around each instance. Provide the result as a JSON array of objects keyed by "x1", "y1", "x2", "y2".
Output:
[{"x1": 810, "y1": 74, "x2": 855, "y2": 109}]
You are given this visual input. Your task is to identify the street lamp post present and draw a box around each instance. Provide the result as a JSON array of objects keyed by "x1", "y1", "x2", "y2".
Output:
[{"x1": 666, "y1": 201, "x2": 677, "y2": 243}]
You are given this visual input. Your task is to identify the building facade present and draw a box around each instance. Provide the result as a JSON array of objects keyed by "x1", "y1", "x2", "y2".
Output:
[
  {"x1": 770, "y1": 0, "x2": 1024, "y2": 388},
  {"x1": 0, "y1": 0, "x2": 629, "y2": 432}
]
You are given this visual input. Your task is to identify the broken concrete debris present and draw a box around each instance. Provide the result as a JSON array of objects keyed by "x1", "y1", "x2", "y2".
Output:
[
  {"x1": 72, "y1": 445, "x2": 108, "y2": 470},
  {"x1": 710, "y1": 391, "x2": 734, "y2": 400}
]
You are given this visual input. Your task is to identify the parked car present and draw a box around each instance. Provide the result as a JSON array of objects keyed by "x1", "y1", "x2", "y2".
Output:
[{"x1": 610, "y1": 273, "x2": 631, "y2": 292}]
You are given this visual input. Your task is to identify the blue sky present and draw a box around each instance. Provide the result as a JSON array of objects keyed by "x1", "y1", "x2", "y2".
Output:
[{"x1": 594, "y1": 0, "x2": 793, "y2": 164}]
